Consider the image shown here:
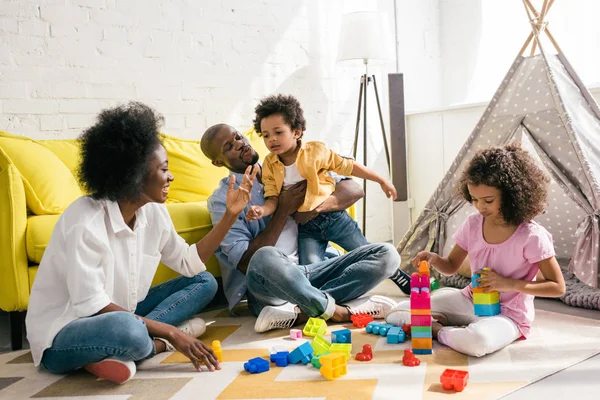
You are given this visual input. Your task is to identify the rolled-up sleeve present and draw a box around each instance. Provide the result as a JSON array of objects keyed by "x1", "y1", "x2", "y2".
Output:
[
  {"x1": 157, "y1": 206, "x2": 206, "y2": 277},
  {"x1": 65, "y1": 226, "x2": 112, "y2": 317},
  {"x1": 262, "y1": 158, "x2": 279, "y2": 199},
  {"x1": 314, "y1": 142, "x2": 354, "y2": 176}
]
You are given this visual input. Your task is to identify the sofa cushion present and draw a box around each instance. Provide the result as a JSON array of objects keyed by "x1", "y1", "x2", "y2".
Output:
[
  {"x1": 38, "y1": 139, "x2": 82, "y2": 181},
  {"x1": 0, "y1": 132, "x2": 82, "y2": 215},
  {"x1": 24, "y1": 201, "x2": 221, "y2": 277}
]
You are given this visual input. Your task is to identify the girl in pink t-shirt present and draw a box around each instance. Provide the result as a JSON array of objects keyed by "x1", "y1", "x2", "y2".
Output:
[{"x1": 386, "y1": 144, "x2": 566, "y2": 357}]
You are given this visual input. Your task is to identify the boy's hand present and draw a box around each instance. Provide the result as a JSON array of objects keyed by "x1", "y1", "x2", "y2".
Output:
[
  {"x1": 411, "y1": 251, "x2": 439, "y2": 269},
  {"x1": 246, "y1": 205, "x2": 263, "y2": 221},
  {"x1": 477, "y1": 269, "x2": 514, "y2": 292},
  {"x1": 380, "y1": 180, "x2": 397, "y2": 200}
]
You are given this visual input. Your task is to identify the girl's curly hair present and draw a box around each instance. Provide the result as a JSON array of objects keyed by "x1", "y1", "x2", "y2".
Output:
[
  {"x1": 253, "y1": 94, "x2": 306, "y2": 139},
  {"x1": 78, "y1": 102, "x2": 163, "y2": 202},
  {"x1": 458, "y1": 143, "x2": 550, "y2": 225}
]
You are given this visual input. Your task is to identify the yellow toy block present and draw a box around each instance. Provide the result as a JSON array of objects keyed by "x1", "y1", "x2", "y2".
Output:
[
  {"x1": 320, "y1": 353, "x2": 347, "y2": 380},
  {"x1": 412, "y1": 338, "x2": 432, "y2": 349},
  {"x1": 474, "y1": 292, "x2": 500, "y2": 305},
  {"x1": 303, "y1": 317, "x2": 327, "y2": 337},
  {"x1": 211, "y1": 340, "x2": 223, "y2": 362},
  {"x1": 329, "y1": 343, "x2": 352, "y2": 360},
  {"x1": 411, "y1": 308, "x2": 432, "y2": 316}
]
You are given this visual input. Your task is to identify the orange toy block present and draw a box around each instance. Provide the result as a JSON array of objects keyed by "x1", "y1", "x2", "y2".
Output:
[
  {"x1": 418, "y1": 261, "x2": 431, "y2": 276},
  {"x1": 320, "y1": 353, "x2": 347, "y2": 380},
  {"x1": 412, "y1": 338, "x2": 432, "y2": 349},
  {"x1": 411, "y1": 308, "x2": 432, "y2": 316}
]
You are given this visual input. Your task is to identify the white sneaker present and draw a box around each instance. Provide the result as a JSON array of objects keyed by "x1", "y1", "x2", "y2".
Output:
[
  {"x1": 343, "y1": 295, "x2": 396, "y2": 319},
  {"x1": 177, "y1": 317, "x2": 206, "y2": 338},
  {"x1": 384, "y1": 301, "x2": 411, "y2": 326},
  {"x1": 254, "y1": 303, "x2": 298, "y2": 333},
  {"x1": 84, "y1": 358, "x2": 136, "y2": 384}
]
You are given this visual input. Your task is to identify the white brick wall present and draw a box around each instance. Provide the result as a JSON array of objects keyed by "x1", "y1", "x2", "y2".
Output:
[{"x1": 0, "y1": 0, "x2": 398, "y2": 242}]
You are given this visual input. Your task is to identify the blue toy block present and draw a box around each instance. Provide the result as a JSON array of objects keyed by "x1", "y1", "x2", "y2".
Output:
[
  {"x1": 331, "y1": 328, "x2": 352, "y2": 344},
  {"x1": 270, "y1": 351, "x2": 289, "y2": 367},
  {"x1": 288, "y1": 342, "x2": 314, "y2": 365},
  {"x1": 366, "y1": 322, "x2": 382, "y2": 334},
  {"x1": 366, "y1": 322, "x2": 395, "y2": 336},
  {"x1": 377, "y1": 324, "x2": 395, "y2": 336},
  {"x1": 474, "y1": 303, "x2": 500, "y2": 316},
  {"x1": 413, "y1": 348, "x2": 433, "y2": 355},
  {"x1": 244, "y1": 357, "x2": 270, "y2": 374},
  {"x1": 386, "y1": 326, "x2": 406, "y2": 344},
  {"x1": 411, "y1": 331, "x2": 433, "y2": 339},
  {"x1": 471, "y1": 273, "x2": 481, "y2": 288}
]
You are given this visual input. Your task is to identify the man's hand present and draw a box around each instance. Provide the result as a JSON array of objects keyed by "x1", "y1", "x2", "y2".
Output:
[
  {"x1": 169, "y1": 331, "x2": 221, "y2": 372},
  {"x1": 225, "y1": 165, "x2": 258, "y2": 215},
  {"x1": 278, "y1": 180, "x2": 307, "y2": 216},
  {"x1": 293, "y1": 209, "x2": 319, "y2": 224}
]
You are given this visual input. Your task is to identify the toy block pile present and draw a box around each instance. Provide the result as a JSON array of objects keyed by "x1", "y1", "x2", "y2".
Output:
[
  {"x1": 472, "y1": 268, "x2": 500, "y2": 316},
  {"x1": 410, "y1": 261, "x2": 432, "y2": 355}
]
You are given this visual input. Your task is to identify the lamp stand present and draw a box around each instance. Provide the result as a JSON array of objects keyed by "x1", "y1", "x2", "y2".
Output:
[{"x1": 352, "y1": 59, "x2": 392, "y2": 237}]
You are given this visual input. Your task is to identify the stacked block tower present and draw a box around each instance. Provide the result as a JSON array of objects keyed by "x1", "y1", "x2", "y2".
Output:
[
  {"x1": 410, "y1": 261, "x2": 432, "y2": 355},
  {"x1": 472, "y1": 268, "x2": 500, "y2": 316}
]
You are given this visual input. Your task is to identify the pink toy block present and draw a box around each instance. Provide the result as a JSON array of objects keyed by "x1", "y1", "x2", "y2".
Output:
[
  {"x1": 290, "y1": 329, "x2": 302, "y2": 340},
  {"x1": 410, "y1": 289, "x2": 431, "y2": 309},
  {"x1": 411, "y1": 314, "x2": 432, "y2": 326},
  {"x1": 410, "y1": 273, "x2": 420, "y2": 288}
]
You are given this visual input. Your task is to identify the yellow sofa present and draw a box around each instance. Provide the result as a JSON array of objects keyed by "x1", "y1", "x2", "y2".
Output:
[{"x1": 0, "y1": 129, "x2": 268, "y2": 350}]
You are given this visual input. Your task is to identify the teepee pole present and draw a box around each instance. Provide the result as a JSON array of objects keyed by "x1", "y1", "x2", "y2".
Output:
[
  {"x1": 519, "y1": 32, "x2": 534, "y2": 57},
  {"x1": 522, "y1": 0, "x2": 560, "y2": 56}
]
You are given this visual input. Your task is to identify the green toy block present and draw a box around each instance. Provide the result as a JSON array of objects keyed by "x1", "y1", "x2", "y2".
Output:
[
  {"x1": 430, "y1": 277, "x2": 440, "y2": 291},
  {"x1": 329, "y1": 343, "x2": 352, "y2": 360},
  {"x1": 303, "y1": 317, "x2": 327, "y2": 337},
  {"x1": 311, "y1": 352, "x2": 330, "y2": 369},
  {"x1": 411, "y1": 325, "x2": 433, "y2": 334},
  {"x1": 311, "y1": 335, "x2": 332, "y2": 356}
]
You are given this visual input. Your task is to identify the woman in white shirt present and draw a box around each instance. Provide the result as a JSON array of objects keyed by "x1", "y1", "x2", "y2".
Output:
[{"x1": 25, "y1": 102, "x2": 257, "y2": 384}]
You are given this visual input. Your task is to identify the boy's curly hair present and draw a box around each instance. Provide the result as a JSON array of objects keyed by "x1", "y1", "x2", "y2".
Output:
[
  {"x1": 253, "y1": 94, "x2": 306, "y2": 139},
  {"x1": 458, "y1": 143, "x2": 550, "y2": 225},
  {"x1": 78, "y1": 102, "x2": 163, "y2": 202}
]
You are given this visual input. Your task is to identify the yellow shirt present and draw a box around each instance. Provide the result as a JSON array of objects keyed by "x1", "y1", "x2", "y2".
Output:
[{"x1": 262, "y1": 141, "x2": 355, "y2": 212}]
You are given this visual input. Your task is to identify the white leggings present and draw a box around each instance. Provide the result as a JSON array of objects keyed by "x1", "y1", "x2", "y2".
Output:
[{"x1": 393, "y1": 288, "x2": 521, "y2": 357}]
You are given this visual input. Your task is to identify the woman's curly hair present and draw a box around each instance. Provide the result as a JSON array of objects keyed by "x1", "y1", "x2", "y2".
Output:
[
  {"x1": 458, "y1": 143, "x2": 550, "y2": 225},
  {"x1": 253, "y1": 94, "x2": 306, "y2": 139},
  {"x1": 78, "y1": 102, "x2": 163, "y2": 202}
]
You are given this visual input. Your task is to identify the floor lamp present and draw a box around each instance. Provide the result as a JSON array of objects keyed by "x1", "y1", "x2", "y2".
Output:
[{"x1": 338, "y1": 11, "x2": 395, "y2": 237}]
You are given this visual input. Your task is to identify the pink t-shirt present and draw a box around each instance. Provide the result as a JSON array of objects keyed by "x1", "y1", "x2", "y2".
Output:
[{"x1": 454, "y1": 213, "x2": 556, "y2": 337}]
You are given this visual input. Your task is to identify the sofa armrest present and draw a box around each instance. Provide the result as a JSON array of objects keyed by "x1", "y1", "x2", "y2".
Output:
[{"x1": 0, "y1": 148, "x2": 29, "y2": 312}]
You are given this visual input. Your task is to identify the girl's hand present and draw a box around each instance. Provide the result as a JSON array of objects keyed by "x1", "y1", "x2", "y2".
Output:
[
  {"x1": 477, "y1": 269, "x2": 514, "y2": 292},
  {"x1": 226, "y1": 165, "x2": 258, "y2": 215},
  {"x1": 245, "y1": 205, "x2": 264, "y2": 222},
  {"x1": 380, "y1": 180, "x2": 397, "y2": 200},
  {"x1": 411, "y1": 251, "x2": 439, "y2": 269},
  {"x1": 169, "y1": 331, "x2": 221, "y2": 372}
]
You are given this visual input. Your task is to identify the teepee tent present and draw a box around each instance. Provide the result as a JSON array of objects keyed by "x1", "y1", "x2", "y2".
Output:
[{"x1": 397, "y1": 0, "x2": 600, "y2": 289}]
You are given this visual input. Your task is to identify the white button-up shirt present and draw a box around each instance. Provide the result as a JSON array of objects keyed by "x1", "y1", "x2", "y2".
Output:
[{"x1": 26, "y1": 197, "x2": 205, "y2": 366}]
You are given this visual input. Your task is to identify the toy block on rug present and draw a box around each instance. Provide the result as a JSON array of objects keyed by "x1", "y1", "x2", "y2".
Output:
[
  {"x1": 303, "y1": 317, "x2": 327, "y2": 337},
  {"x1": 331, "y1": 328, "x2": 351, "y2": 344},
  {"x1": 289, "y1": 329, "x2": 302, "y2": 340},
  {"x1": 212, "y1": 340, "x2": 223, "y2": 362},
  {"x1": 288, "y1": 342, "x2": 314, "y2": 365},
  {"x1": 319, "y1": 353, "x2": 347, "y2": 380},
  {"x1": 366, "y1": 322, "x2": 394, "y2": 336},
  {"x1": 244, "y1": 357, "x2": 270, "y2": 374},
  {"x1": 311, "y1": 335, "x2": 332, "y2": 356},
  {"x1": 270, "y1": 351, "x2": 289, "y2": 367},
  {"x1": 351, "y1": 313, "x2": 374, "y2": 328},
  {"x1": 402, "y1": 349, "x2": 421, "y2": 367},
  {"x1": 310, "y1": 352, "x2": 330, "y2": 369},
  {"x1": 386, "y1": 326, "x2": 405, "y2": 344},
  {"x1": 440, "y1": 369, "x2": 469, "y2": 392},
  {"x1": 355, "y1": 344, "x2": 373, "y2": 361},
  {"x1": 329, "y1": 343, "x2": 352, "y2": 360}
]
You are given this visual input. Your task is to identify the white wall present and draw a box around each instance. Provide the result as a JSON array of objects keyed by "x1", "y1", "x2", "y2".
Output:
[{"x1": 0, "y1": 0, "x2": 398, "y2": 242}]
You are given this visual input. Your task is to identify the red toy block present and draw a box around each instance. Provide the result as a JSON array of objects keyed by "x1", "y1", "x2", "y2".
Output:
[
  {"x1": 411, "y1": 314, "x2": 432, "y2": 326},
  {"x1": 410, "y1": 289, "x2": 431, "y2": 309},
  {"x1": 351, "y1": 314, "x2": 374, "y2": 328},
  {"x1": 355, "y1": 344, "x2": 373, "y2": 362},
  {"x1": 440, "y1": 369, "x2": 469, "y2": 392},
  {"x1": 402, "y1": 324, "x2": 411, "y2": 334},
  {"x1": 402, "y1": 349, "x2": 421, "y2": 367}
]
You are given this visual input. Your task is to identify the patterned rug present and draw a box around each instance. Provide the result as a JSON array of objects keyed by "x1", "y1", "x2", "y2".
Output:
[{"x1": 2, "y1": 306, "x2": 600, "y2": 400}]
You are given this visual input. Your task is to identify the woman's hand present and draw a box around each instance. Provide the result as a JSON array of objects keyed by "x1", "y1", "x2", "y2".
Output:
[
  {"x1": 477, "y1": 269, "x2": 514, "y2": 292},
  {"x1": 169, "y1": 331, "x2": 221, "y2": 372},
  {"x1": 226, "y1": 165, "x2": 258, "y2": 215},
  {"x1": 411, "y1": 251, "x2": 440, "y2": 269}
]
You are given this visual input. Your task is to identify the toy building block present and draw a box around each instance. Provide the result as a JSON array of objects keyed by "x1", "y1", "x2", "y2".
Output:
[
  {"x1": 329, "y1": 343, "x2": 352, "y2": 360},
  {"x1": 440, "y1": 369, "x2": 469, "y2": 392},
  {"x1": 366, "y1": 322, "x2": 394, "y2": 336},
  {"x1": 311, "y1": 352, "x2": 330, "y2": 369},
  {"x1": 289, "y1": 329, "x2": 302, "y2": 340},
  {"x1": 430, "y1": 276, "x2": 440, "y2": 291},
  {"x1": 311, "y1": 335, "x2": 332, "y2": 356},
  {"x1": 418, "y1": 260, "x2": 430, "y2": 276},
  {"x1": 412, "y1": 338, "x2": 433, "y2": 349},
  {"x1": 473, "y1": 292, "x2": 500, "y2": 304},
  {"x1": 211, "y1": 340, "x2": 223, "y2": 362},
  {"x1": 365, "y1": 321, "x2": 381, "y2": 334},
  {"x1": 351, "y1": 313, "x2": 374, "y2": 328},
  {"x1": 355, "y1": 344, "x2": 373, "y2": 361},
  {"x1": 288, "y1": 342, "x2": 314, "y2": 365},
  {"x1": 331, "y1": 328, "x2": 351, "y2": 344},
  {"x1": 411, "y1": 324, "x2": 433, "y2": 339},
  {"x1": 410, "y1": 288, "x2": 431, "y2": 309},
  {"x1": 244, "y1": 357, "x2": 270, "y2": 374},
  {"x1": 387, "y1": 326, "x2": 406, "y2": 344},
  {"x1": 320, "y1": 353, "x2": 347, "y2": 380},
  {"x1": 303, "y1": 317, "x2": 327, "y2": 337},
  {"x1": 411, "y1": 315, "x2": 432, "y2": 326},
  {"x1": 474, "y1": 303, "x2": 501, "y2": 316},
  {"x1": 402, "y1": 349, "x2": 421, "y2": 367},
  {"x1": 411, "y1": 308, "x2": 432, "y2": 315},
  {"x1": 402, "y1": 324, "x2": 411, "y2": 334},
  {"x1": 270, "y1": 351, "x2": 289, "y2": 367},
  {"x1": 413, "y1": 348, "x2": 433, "y2": 355}
]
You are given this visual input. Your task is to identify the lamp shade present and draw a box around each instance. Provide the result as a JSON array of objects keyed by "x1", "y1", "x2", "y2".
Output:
[{"x1": 337, "y1": 11, "x2": 395, "y2": 63}]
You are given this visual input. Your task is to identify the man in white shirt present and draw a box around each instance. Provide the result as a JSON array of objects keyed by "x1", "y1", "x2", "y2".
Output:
[
  {"x1": 26, "y1": 103, "x2": 256, "y2": 384},
  {"x1": 202, "y1": 124, "x2": 401, "y2": 333}
]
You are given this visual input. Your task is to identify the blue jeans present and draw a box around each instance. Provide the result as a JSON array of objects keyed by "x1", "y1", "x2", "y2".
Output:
[
  {"x1": 298, "y1": 210, "x2": 368, "y2": 265},
  {"x1": 41, "y1": 271, "x2": 217, "y2": 374},
  {"x1": 246, "y1": 243, "x2": 399, "y2": 318}
]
